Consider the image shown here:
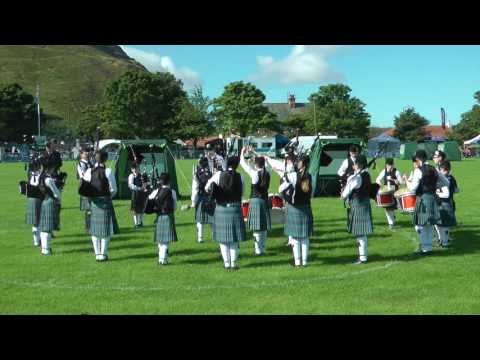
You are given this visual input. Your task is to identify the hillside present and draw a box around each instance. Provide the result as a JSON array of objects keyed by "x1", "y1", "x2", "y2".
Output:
[{"x1": 0, "y1": 45, "x2": 147, "y2": 128}]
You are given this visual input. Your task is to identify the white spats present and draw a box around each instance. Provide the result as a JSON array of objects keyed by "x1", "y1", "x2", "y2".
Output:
[
  {"x1": 229, "y1": 244, "x2": 239, "y2": 268},
  {"x1": 158, "y1": 244, "x2": 169, "y2": 264},
  {"x1": 196, "y1": 222, "x2": 203, "y2": 243},
  {"x1": 101, "y1": 238, "x2": 110, "y2": 259},
  {"x1": 436, "y1": 226, "x2": 450, "y2": 246},
  {"x1": 301, "y1": 238, "x2": 309, "y2": 266},
  {"x1": 292, "y1": 238, "x2": 301, "y2": 266},
  {"x1": 133, "y1": 215, "x2": 139, "y2": 226},
  {"x1": 91, "y1": 236, "x2": 101, "y2": 258},
  {"x1": 357, "y1": 236, "x2": 368, "y2": 262},
  {"x1": 40, "y1": 232, "x2": 51, "y2": 255},
  {"x1": 32, "y1": 226, "x2": 40, "y2": 247},
  {"x1": 416, "y1": 225, "x2": 433, "y2": 252},
  {"x1": 253, "y1": 232, "x2": 262, "y2": 255},
  {"x1": 385, "y1": 210, "x2": 395, "y2": 226},
  {"x1": 219, "y1": 243, "x2": 230, "y2": 268}
]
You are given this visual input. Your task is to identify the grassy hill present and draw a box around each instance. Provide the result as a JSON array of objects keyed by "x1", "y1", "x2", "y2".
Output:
[{"x1": 0, "y1": 45, "x2": 147, "y2": 127}]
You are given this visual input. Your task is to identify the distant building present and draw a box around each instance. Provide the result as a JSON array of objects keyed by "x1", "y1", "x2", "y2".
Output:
[
  {"x1": 264, "y1": 94, "x2": 308, "y2": 122},
  {"x1": 383, "y1": 125, "x2": 452, "y2": 142}
]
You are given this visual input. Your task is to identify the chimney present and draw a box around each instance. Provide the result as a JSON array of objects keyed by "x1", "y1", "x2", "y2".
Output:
[{"x1": 288, "y1": 94, "x2": 296, "y2": 109}]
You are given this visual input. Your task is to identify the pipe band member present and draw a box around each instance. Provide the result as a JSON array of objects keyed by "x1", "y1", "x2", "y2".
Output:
[
  {"x1": 128, "y1": 161, "x2": 147, "y2": 229},
  {"x1": 37, "y1": 160, "x2": 62, "y2": 256},
  {"x1": 149, "y1": 173, "x2": 178, "y2": 265},
  {"x1": 436, "y1": 160, "x2": 458, "y2": 248},
  {"x1": 338, "y1": 144, "x2": 360, "y2": 192},
  {"x1": 404, "y1": 150, "x2": 449, "y2": 255},
  {"x1": 25, "y1": 157, "x2": 43, "y2": 247},
  {"x1": 432, "y1": 150, "x2": 447, "y2": 171},
  {"x1": 265, "y1": 152, "x2": 297, "y2": 247},
  {"x1": 375, "y1": 158, "x2": 404, "y2": 229},
  {"x1": 77, "y1": 148, "x2": 92, "y2": 232},
  {"x1": 205, "y1": 156, "x2": 246, "y2": 270},
  {"x1": 278, "y1": 155, "x2": 313, "y2": 267},
  {"x1": 191, "y1": 157, "x2": 214, "y2": 243},
  {"x1": 341, "y1": 154, "x2": 373, "y2": 264},
  {"x1": 240, "y1": 147, "x2": 272, "y2": 256},
  {"x1": 83, "y1": 150, "x2": 119, "y2": 262}
]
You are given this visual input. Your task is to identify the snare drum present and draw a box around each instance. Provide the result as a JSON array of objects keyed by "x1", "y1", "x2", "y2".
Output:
[
  {"x1": 241, "y1": 201, "x2": 250, "y2": 220},
  {"x1": 395, "y1": 191, "x2": 417, "y2": 213},
  {"x1": 268, "y1": 193, "x2": 284, "y2": 209},
  {"x1": 376, "y1": 189, "x2": 395, "y2": 208}
]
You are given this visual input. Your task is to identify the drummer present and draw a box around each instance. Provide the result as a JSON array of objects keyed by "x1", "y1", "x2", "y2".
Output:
[
  {"x1": 375, "y1": 158, "x2": 404, "y2": 230},
  {"x1": 403, "y1": 150, "x2": 449, "y2": 255}
]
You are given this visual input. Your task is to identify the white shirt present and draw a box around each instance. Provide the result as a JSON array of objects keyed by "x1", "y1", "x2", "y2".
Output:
[
  {"x1": 207, "y1": 152, "x2": 227, "y2": 173},
  {"x1": 205, "y1": 169, "x2": 244, "y2": 197},
  {"x1": 29, "y1": 172, "x2": 40, "y2": 186},
  {"x1": 240, "y1": 151, "x2": 271, "y2": 185},
  {"x1": 406, "y1": 163, "x2": 449, "y2": 198},
  {"x1": 83, "y1": 164, "x2": 117, "y2": 198},
  {"x1": 337, "y1": 156, "x2": 357, "y2": 177},
  {"x1": 375, "y1": 168, "x2": 404, "y2": 186},
  {"x1": 77, "y1": 159, "x2": 90, "y2": 179},
  {"x1": 265, "y1": 156, "x2": 292, "y2": 178},
  {"x1": 128, "y1": 172, "x2": 142, "y2": 191},
  {"x1": 45, "y1": 176, "x2": 62, "y2": 201},
  {"x1": 341, "y1": 169, "x2": 366, "y2": 200},
  {"x1": 148, "y1": 186, "x2": 177, "y2": 210}
]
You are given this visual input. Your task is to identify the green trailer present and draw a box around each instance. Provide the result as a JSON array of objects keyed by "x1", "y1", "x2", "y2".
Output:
[
  {"x1": 416, "y1": 141, "x2": 438, "y2": 160},
  {"x1": 108, "y1": 139, "x2": 179, "y2": 200},
  {"x1": 399, "y1": 142, "x2": 417, "y2": 160},
  {"x1": 308, "y1": 138, "x2": 364, "y2": 197},
  {"x1": 438, "y1": 141, "x2": 462, "y2": 161}
]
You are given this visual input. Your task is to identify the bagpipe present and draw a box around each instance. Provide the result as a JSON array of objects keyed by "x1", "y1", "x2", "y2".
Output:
[{"x1": 78, "y1": 127, "x2": 102, "y2": 198}]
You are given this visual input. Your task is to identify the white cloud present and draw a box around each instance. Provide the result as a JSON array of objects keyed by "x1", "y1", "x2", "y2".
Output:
[
  {"x1": 250, "y1": 45, "x2": 345, "y2": 85},
  {"x1": 120, "y1": 45, "x2": 201, "y2": 90}
]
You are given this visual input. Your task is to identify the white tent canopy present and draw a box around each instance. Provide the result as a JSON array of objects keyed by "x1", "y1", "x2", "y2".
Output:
[
  {"x1": 464, "y1": 134, "x2": 480, "y2": 145},
  {"x1": 98, "y1": 139, "x2": 121, "y2": 150}
]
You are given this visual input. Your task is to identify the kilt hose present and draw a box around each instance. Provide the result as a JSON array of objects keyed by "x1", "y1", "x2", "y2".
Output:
[
  {"x1": 413, "y1": 193, "x2": 441, "y2": 226},
  {"x1": 39, "y1": 197, "x2": 57, "y2": 233},
  {"x1": 212, "y1": 204, "x2": 246, "y2": 245},
  {"x1": 195, "y1": 195, "x2": 213, "y2": 224},
  {"x1": 26, "y1": 197, "x2": 42, "y2": 226},
  {"x1": 131, "y1": 190, "x2": 147, "y2": 214},
  {"x1": 154, "y1": 213, "x2": 178, "y2": 244},
  {"x1": 284, "y1": 203, "x2": 313, "y2": 238},
  {"x1": 80, "y1": 196, "x2": 91, "y2": 211},
  {"x1": 439, "y1": 200, "x2": 457, "y2": 227},
  {"x1": 347, "y1": 198, "x2": 373, "y2": 236},
  {"x1": 89, "y1": 196, "x2": 119, "y2": 238},
  {"x1": 247, "y1": 197, "x2": 271, "y2": 232}
]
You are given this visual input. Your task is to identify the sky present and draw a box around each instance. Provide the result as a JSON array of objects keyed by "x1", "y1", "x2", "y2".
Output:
[{"x1": 120, "y1": 45, "x2": 480, "y2": 128}]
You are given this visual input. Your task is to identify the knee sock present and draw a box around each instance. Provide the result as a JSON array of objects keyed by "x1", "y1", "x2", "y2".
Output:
[
  {"x1": 139, "y1": 214, "x2": 144, "y2": 225},
  {"x1": 260, "y1": 231, "x2": 267, "y2": 253},
  {"x1": 438, "y1": 226, "x2": 450, "y2": 246},
  {"x1": 300, "y1": 238, "x2": 309, "y2": 265},
  {"x1": 32, "y1": 226, "x2": 40, "y2": 246},
  {"x1": 133, "y1": 215, "x2": 138, "y2": 226},
  {"x1": 416, "y1": 225, "x2": 432, "y2": 252},
  {"x1": 40, "y1": 232, "x2": 51, "y2": 254},
  {"x1": 219, "y1": 243, "x2": 230, "y2": 268},
  {"x1": 253, "y1": 232, "x2": 262, "y2": 254},
  {"x1": 292, "y1": 238, "x2": 301, "y2": 266},
  {"x1": 158, "y1": 243, "x2": 169, "y2": 263},
  {"x1": 91, "y1": 236, "x2": 101, "y2": 257},
  {"x1": 229, "y1": 244, "x2": 239, "y2": 267},
  {"x1": 101, "y1": 237, "x2": 110, "y2": 258},
  {"x1": 386, "y1": 210, "x2": 395, "y2": 226},
  {"x1": 357, "y1": 236, "x2": 368, "y2": 262},
  {"x1": 196, "y1": 222, "x2": 203, "y2": 242}
]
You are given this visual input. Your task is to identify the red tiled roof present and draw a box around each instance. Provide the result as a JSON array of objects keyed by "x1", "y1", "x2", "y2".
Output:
[
  {"x1": 383, "y1": 125, "x2": 452, "y2": 138},
  {"x1": 184, "y1": 136, "x2": 221, "y2": 148}
]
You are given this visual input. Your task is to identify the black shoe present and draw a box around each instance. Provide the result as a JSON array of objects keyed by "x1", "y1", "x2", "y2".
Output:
[
  {"x1": 230, "y1": 265, "x2": 239, "y2": 271},
  {"x1": 414, "y1": 250, "x2": 432, "y2": 256},
  {"x1": 353, "y1": 259, "x2": 367, "y2": 265}
]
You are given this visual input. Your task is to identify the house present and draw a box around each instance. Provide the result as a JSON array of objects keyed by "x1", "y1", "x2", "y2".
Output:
[
  {"x1": 264, "y1": 94, "x2": 308, "y2": 122},
  {"x1": 383, "y1": 125, "x2": 452, "y2": 142}
]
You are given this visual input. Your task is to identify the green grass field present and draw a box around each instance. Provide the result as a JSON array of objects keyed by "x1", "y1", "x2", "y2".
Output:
[{"x1": 1, "y1": 158, "x2": 479, "y2": 314}]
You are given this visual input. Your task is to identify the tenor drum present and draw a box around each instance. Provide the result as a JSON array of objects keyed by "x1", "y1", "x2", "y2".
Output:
[
  {"x1": 376, "y1": 189, "x2": 395, "y2": 208},
  {"x1": 241, "y1": 201, "x2": 250, "y2": 220},
  {"x1": 395, "y1": 190, "x2": 417, "y2": 213},
  {"x1": 268, "y1": 193, "x2": 284, "y2": 209}
]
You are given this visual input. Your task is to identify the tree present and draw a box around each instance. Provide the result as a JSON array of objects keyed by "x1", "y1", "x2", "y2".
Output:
[
  {"x1": 212, "y1": 81, "x2": 277, "y2": 137},
  {"x1": 175, "y1": 85, "x2": 214, "y2": 148},
  {"x1": 282, "y1": 112, "x2": 310, "y2": 138},
  {"x1": 0, "y1": 83, "x2": 39, "y2": 142},
  {"x1": 80, "y1": 70, "x2": 187, "y2": 140},
  {"x1": 450, "y1": 93, "x2": 480, "y2": 143},
  {"x1": 393, "y1": 107, "x2": 429, "y2": 141},
  {"x1": 308, "y1": 84, "x2": 371, "y2": 140}
]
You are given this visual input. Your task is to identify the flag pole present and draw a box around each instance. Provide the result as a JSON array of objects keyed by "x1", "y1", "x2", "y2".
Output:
[{"x1": 36, "y1": 84, "x2": 41, "y2": 136}]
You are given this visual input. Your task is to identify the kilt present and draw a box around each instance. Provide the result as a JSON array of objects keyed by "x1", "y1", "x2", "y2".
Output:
[
  {"x1": 195, "y1": 195, "x2": 213, "y2": 224},
  {"x1": 39, "y1": 197, "x2": 57, "y2": 233},
  {"x1": 131, "y1": 190, "x2": 147, "y2": 214},
  {"x1": 212, "y1": 203, "x2": 246, "y2": 244},
  {"x1": 439, "y1": 199, "x2": 457, "y2": 227},
  {"x1": 247, "y1": 197, "x2": 271, "y2": 232},
  {"x1": 25, "y1": 197, "x2": 42, "y2": 226},
  {"x1": 154, "y1": 213, "x2": 178, "y2": 244},
  {"x1": 90, "y1": 196, "x2": 119, "y2": 238},
  {"x1": 53, "y1": 200, "x2": 61, "y2": 231},
  {"x1": 284, "y1": 203, "x2": 313, "y2": 238},
  {"x1": 80, "y1": 196, "x2": 91, "y2": 211},
  {"x1": 413, "y1": 193, "x2": 440, "y2": 226},
  {"x1": 347, "y1": 198, "x2": 373, "y2": 236}
]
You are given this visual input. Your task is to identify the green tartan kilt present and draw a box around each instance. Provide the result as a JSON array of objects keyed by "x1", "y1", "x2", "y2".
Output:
[
  {"x1": 25, "y1": 197, "x2": 42, "y2": 226},
  {"x1": 154, "y1": 213, "x2": 178, "y2": 244},
  {"x1": 89, "y1": 196, "x2": 119, "y2": 238},
  {"x1": 413, "y1": 193, "x2": 440, "y2": 226},
  {"x1": 212, "y1": 204, "x2": 246, "y2": 244},
  {"x1": 195, "y1": 195, "x2": 213, "y2": 224},
  {"x1": 284, "y1": 203, "x2": 313, "y2": 238},
  {"x1": 439, "y1": 200, "x2": 457, "y2": 227},
  {"x1": 53, "y1": 200, "x2": 61, "y2": 231},
  {"x1": 39, "y1": 197, "x2": 57, "y2": 233},
  {"x1": 347, "y1": 198, "x2": 373, "y2": 236},
  {"x1": 131, "y1": 190, "x2": 147, "y2": 214},
  {"x1": 247, "y1": 197, "x2": 271, "y2": 232},
  {"x1": 80, "y1": 196, "x2": 91, "y2": 211}
]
